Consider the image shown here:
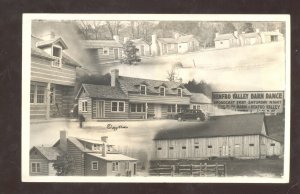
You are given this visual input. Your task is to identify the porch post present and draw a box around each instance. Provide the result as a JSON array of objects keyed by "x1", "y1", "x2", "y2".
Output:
[
  {"x1": 45, "y1": 82, "x2": 51, "y2": 120},
  {"x1": 145, "y1": 102, "x2": 148, "y2": 120},
  {"x1": 175, "y1": 104, "x2": 178, "y2": 113}
]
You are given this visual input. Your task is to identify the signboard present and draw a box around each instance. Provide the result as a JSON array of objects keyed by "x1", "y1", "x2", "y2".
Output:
[{"x1": 212, "y1": 91, "x2": 284, "y2": 114}]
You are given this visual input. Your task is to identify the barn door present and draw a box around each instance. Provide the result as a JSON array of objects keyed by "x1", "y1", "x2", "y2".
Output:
[{"x1": 95, "y1": 100, "x2": 104, "y2": 118}]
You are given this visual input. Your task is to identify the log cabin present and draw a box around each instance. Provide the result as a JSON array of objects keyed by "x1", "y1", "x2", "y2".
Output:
[
  {"x1": 82, "y1": 35, "x2": 123, "y2": 66},
  {"x1": 31, "y1": 33, "x2": 81, "y2": 119},
  {"x1": 75, "y1": 69, "x2": 192, "y2": 120},
  {"x1": 29, "y1": 131, "x2": 137, "y2": 176},
  {"x1": 152, "y1": 113, "x2": 282, "y2": 160}
]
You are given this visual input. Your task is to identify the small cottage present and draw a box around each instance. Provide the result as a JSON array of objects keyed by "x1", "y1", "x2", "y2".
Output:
[
  {"x1": 214, "y1": 31, "x2": 240, "y2": 49},
  {"x1": 128, "y1": 38, "x2": 151, "y2": 56},
  {"x1": 153, "y1": 113, "x2": 282, "y2": 160}
]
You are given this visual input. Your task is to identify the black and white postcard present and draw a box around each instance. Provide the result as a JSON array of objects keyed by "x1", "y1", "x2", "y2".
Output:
[{"x1": 22, "y1": 14, "x2": 290, "y2": 183}]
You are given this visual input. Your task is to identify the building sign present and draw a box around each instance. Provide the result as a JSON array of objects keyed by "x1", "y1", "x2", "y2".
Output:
[{"x1": 212, "y1": 91, "x2": 284, "y2": 114}]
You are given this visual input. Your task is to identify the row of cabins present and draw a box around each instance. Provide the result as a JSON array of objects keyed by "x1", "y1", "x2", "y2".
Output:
[
  {"x1": 30, "y1": 33, "x2": 81, "y2": 119},
  {"x1": 152, "y1": 113, "x2": 282, "y2": 160},
  {"x1": 76, "y1": 69, "x2": 212, "y2": 120},
  {"x1": 30, "y1": 131, "x2": 137, "y2": 176},
  {"x1": 214, "y1": 29, "x2": 284, "y2": 49}
]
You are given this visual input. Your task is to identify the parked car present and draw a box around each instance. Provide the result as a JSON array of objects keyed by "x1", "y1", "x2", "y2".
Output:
[{"x1": 175, "y1": 109, "x2": 206, "y2": 121}]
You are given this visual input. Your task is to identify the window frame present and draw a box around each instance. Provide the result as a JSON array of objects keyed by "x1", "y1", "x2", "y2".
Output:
[
  {"x1": 140, "y1": 85, "x2": 147, "y2": 95},
  {"x1": 167, "y1": 104, "x2": 176, "y2": 113},
  {"x1": 130, "y1": 103, "x2": 145, "y2": 113},
  {"x1": 112, "y1": 162, "x2": 119, "y2": 172},
  {"x1": 51, "y1": 45, "x2": 62, "y2": 68},
  {"x1": 91, "y1": 161, "x2": 98, "y2": 170},
  {"x1": 103, "y1": 47, "x2": 109, "y2": 55},
  {"x1": 30, "y1": 83, "x2": 46, "y2": 104},
  {"x1": 177, "y1": 88, "x2": 182, "y2": 97},
  {"x1": 81, "y1": 100, "x2": 88, "y2": 112},
  {"x1": 159, "y1": 86, "x2": 165, "y2": 96},
  {"x1": 111, "y1": 101, "x2": 126, "y2": 112},
  {"x1": 31, "y1": 162, "x2": 41, "y2": 173}
]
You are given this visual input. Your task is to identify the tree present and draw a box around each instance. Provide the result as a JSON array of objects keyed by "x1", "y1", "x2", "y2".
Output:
[
  {"x1": 221, "y1": 22, "x2": 236, "y2": 34},
  {"x1": 106, "y1": 21, "x2": 121, "y2": 38},
  {"x1": 241, "y1": 22, "x2": 255, "y2": 33},
  {"x1": 53, "y1": 153, "x2": 75, "y2": 176},
  {"x1": 184, "y1": 79, "x2": 213, "y2": 98},
  {"x1": 121, "y1": 40, "x2": 141, "y2": 65}
]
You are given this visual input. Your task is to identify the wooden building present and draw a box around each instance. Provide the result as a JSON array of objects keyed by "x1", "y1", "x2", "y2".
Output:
[
  {"x1": 76, "y1": 69, "x2": 192, "y2": 120},
  {"x1": 129, "y1": 38, "x2": 151, "y2": 56},
  {"x1": 214, "y1": 31, "x2": 240, "y2": 49},
  {"x1": 190, "y1": 93, "x2": 213, "y2": 115},
  {"x1": 31, "y1": 33, "x2": 80, "y2": 119},
  {"x1": 153, "y1": 114, "x2": 282, "y2": 160},
  {"x1": 82, "y1": 35, "x2": 123, "y2": 65},
  {"x1": 29, "y1": 131, "x2": 137, "y2": 176}
]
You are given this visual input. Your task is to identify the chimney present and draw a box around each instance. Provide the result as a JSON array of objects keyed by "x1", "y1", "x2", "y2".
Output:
[
  {"x1": 59, "y1": 130, "x2": 67, "y2": 152},
  {"x1": 151, "y1": 34, "x2": 158, "y2": 56},
  {"x1": 101, "y1": 136, "x2": 108, "y2": 143},
  {"x1": 102, "y1": 143, "x2": 107, "y2": 157},
  {"x1": 41, "y1": 31, "x2": 56, "y2": 40},
  {"x1": 113, "y1": 35, "x2": 120, "y2": 42},
  {"x1": 233, "y1": 31, "x2": 238, "y2": 37},
  {"x1": 255, "y1": 28, "x2": 260, "y2": 33},
  {"x1": 111, "y1": 69, "x2": 119, "y2": 87},
  {"x1": 123, "y1": 37, "x2": 130, "y2": 44},
  {"x1": 215, "y1": 33, "x2": 219, "y2": 38},
  {"x1": 174, "y1": 32, "x2": 180, "y2": 39}
]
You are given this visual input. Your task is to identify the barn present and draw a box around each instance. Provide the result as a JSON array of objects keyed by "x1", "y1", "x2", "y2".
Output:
[{"x1": 153, "y1": 113, "x2": 282, "y2": 160}]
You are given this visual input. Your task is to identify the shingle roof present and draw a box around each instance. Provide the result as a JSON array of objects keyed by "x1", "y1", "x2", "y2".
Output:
[
  {"x1": 157, "y1": 38, "x2": 178, "y2": 44},
  {"x1": 190, "y1": 93, "x2": 212, "y2": 104},
  {"x1": 88, "y1": 153, "x2": 137, "y2": 161},
  {"x1": 117, "y1": 76, "x2": 192, "y2": 96},
  {"x1": 33, "y1": 146, "x2": 63, "y2": 161},
  {"x1": 81, "y1": 84, "x2": 128, "y2": 100},
  {"x1": 36, "y1": 37, "x2": 68, "y2": 49},
  {"x1": 154, "y1": 113, "x2": 266, "y2": 140},
  {"x1": 214, "y1": 33, "x2": 237, "y2": 41},
  {"x1": 31, "y1": 36, "x2": 80, "y2": 67},
  {"x1": 82, "y1": 40, "x2": 123, "y2": 48}
]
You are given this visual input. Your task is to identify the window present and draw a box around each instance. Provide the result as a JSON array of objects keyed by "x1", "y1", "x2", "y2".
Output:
[
  {"x1": 157, "y1": 147, "x2": 162, "y2": 150},
  {"x1": 31, "y1": 162, "x2": 41, "y2": 173},
  {"x1": 81, "y1": 100, "x2": 88, "y2": 112},
  {"x1": 270, "y1": 143, "x2": 275, "y2": 146},
  {"x1": 169, "y1": 147, "x2": 174, "y2": 150},
  {"x1": 195, "y1": 146, "x2": 199, "y2": 149},
  {"x1": 91, "y1": 161, "x2": 98, "y2": 170},
  {"x1": 159, "y1": 87, "x2": 165, "y2": 96},
  {"x1": 130, "y1": 104, "x2": 146, "y2": 112},
  {"x1": 167, "y1": 105, "x2": 176, "y2": 113},
  {"x1": 192, "y1": 105, "x2": 197, "y2": 110},
  {"x1": 208, "y1": 145, "x2": 212, "y2": 148},
  {"x1": 177, "y1": 88, "x2": 182, "y2": 97},
  {"x1": 182, "y1": 146, "x2": 186, "y2": 150},
  {"x1": 140, "y1": 85, "x2": 146, "y2": 95},
  {"x1": 50, "y1": 86, "x2": 55, "y2": 104},
  {"x1": 93, "y1": 144, "x2": 101, "y2": 150},
  {"x1": 249, "y1": 144, "x2": 254, "y2": 147},
  {"x1": 125, "y1": 162, "x2": 129, "y2": 170},
  {"x1": 52, "y1": 46, "x2": 62, "y2": 68},
  {"x1": 36, "y1": 85, "x2": 46, "y2": 104},
  {"x1": 177, "y1": 105, "x2": 183, "y2": 113},
  {"x1": 103, "y1": 47, "x2": 109, "y2": 55},
  {"x1": 112, "y1": 162, "x2": 119, "y2": 171},
  {"x1": 111, "y1": 101, "x2": 125, "y2": 112}
]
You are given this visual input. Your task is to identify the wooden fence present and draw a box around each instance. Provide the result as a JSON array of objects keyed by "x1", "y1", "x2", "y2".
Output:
[{"x1": 149, "y1": 163, "x2": 226, "y2": 177}]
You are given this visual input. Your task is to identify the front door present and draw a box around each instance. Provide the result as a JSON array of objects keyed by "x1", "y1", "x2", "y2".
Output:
[
  {"x1": 140, "y1": 45, "x2": 144, "y2": 56},
  {"x1": 154, "y1": 104, "x2": 162, "y2": 119},
  {"x1": 133, "y1": 163, "x2": 136, "y2": 175},
  {"x1": 95, "y1": 100, "x2": 105, "y2": 118},
  {"x1": 114, "y1": 49, "x2": 119, "y2": 59}
]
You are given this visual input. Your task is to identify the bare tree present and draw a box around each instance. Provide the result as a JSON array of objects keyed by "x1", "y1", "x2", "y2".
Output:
[
  {"x1": 77, "y1": 21, "x2": 91, "y2": 39},
  {"x1": 106, "y1": 21, "x2": 121, "y2": 39}
]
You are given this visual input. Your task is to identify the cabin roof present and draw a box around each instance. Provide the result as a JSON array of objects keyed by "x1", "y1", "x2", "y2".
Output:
[
  {"x1": 87, "y1": 153, "x2": 138, "y2": 161},
  {"x1": 157, "y1": 38, "x2": 178, "y2": 44},
  {"x1": 117, "y1": 76, "x2": 192, "y2": 96},
  {"x1": 240, "y1": 32, "x2": 260, "y2": 38},
  {"x1": 31, "y1": 36, "x2": 81, "y2": 67},
  {"x1": 80, "y1": 83, "x2": 128, "y2": 100},
  {"x1": 36, "y1": 37, "x2": 68, "y2": 49},
  {"x1": 190, "y1": 93, "x2": 212, "y2": 104},
  {"x1": 32, "y1": 146, "x2": 63, "y2": 161},
  {"x1": 177, "y1": 35, "x2": 196, "y2": 43},
  {"x1": 82, "y1": 40, "x2": 123, "y2": 48},
  {"x1": 131, "y1": 38, "x2": 149, "y2": 45},
  {"x1": 214, "y1": 33, "x2": 237, "y2": 41},
  {"x1": 154, "y1": 113, "x2": 268, "y2": 140}
]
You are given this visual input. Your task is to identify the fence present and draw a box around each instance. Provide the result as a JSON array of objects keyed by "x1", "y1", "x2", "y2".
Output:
[{"x1": 149, "y1": 163, "x2": 226, "y2": 177}]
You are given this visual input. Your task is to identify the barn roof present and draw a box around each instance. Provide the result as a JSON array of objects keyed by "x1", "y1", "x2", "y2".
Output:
[
  {"x1": 32, "y1": 146, "x2": 63, "y2": 161},
  {"x1": 82, "y1": 40, "x2": 123, "y2": 48},
  {"x1": 87, "y1": 153, "x2": 137, "y2": 161},
  {"x1": 214, "y1": 33, "x2": 237, "y2": 41},
  {"x1": 154, "y1": 113, "x2": 267, "y2": 140},
  {"x1": 190, "y1": 93, "x2": 212, "y2": 104},
  {"x1": 117, "y1": 76, "x2": 192, "y2": 96},
  {"x1": 31, "y1": 36, "x2": 81, "y2": 67},
  {"x1": 79, "y1": 83, "x2": 128, "y2": 100}
]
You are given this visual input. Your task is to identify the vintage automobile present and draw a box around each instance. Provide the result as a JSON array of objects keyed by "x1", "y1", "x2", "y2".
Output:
[{"x1": 175, "y1": 109, "x2": 206, "y2": 121}]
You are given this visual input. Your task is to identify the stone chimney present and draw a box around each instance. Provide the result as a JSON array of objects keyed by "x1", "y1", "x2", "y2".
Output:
[
  {"x1": 255, "y1": 28, "x2": 260, "y2": 33},
  {"x1": 113, "y1": 35, "x2": 120, "y2": 42},
  {"x1": 174, "y1": 32, "x2": 180, "y2": 39},
  {"x1": 111, "y1": 69, "x2": 119, "y2": 87},
  {"x1": 151, "y1": 34, "x2": 159, "y2": 56},
  {"x1": 123, "y1": 37, "x2": 130, "y2": 44},
  {"x1": 102, "y1": 143, "x2": 107, "y2": 157},
  {"x1": 233, "y1": 31, "x2": 238, "y2": 37},
  {"x1": 41, "y1": 31, "x2": 56, "y2": 41},
  {"x1": 59, "y1": 130, "x2": 67, "y2": 152},
  {"x1": 215, "y1": 32, "x2": 219, "y2": 38},
  {"x1": 101, "y1": 136, "x2": 108, "y2": 143}
]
